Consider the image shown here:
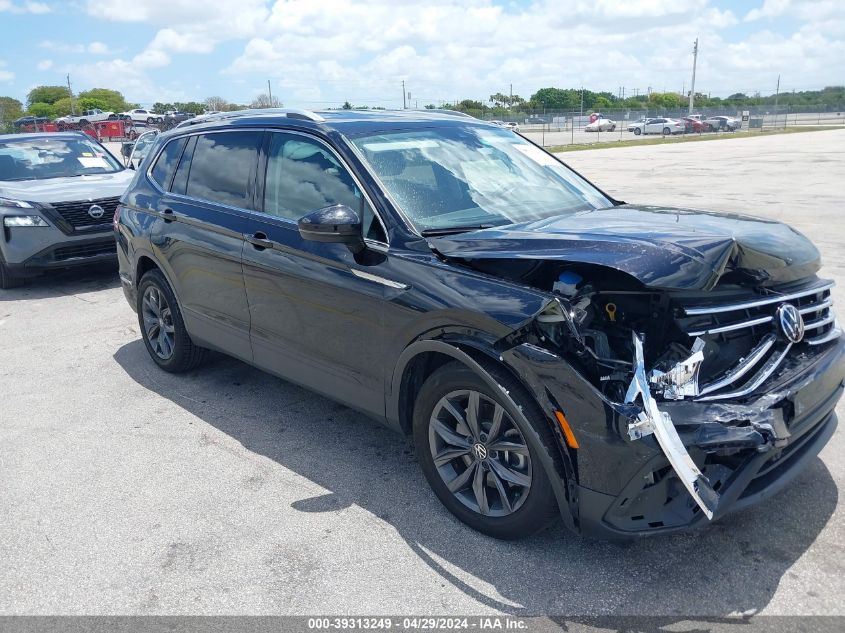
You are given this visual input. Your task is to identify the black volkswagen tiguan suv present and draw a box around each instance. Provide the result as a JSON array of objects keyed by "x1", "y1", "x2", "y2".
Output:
[{"x1": 116, "y1": 109, "x2": 844, "y2": 539}]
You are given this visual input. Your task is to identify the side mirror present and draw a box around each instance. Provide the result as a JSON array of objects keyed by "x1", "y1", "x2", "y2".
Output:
[{"x1": 298, "y1": 204, "x2": 364, "y2": 252}]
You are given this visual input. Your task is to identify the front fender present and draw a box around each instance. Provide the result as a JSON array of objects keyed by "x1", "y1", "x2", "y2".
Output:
[{"x1": 388, "y1": 335, "x2": 579, "y2": 533}]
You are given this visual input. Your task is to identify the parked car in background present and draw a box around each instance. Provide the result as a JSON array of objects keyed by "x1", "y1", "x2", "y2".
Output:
[
  {"x1": 630, "y1": 117, "x2": 685, "y2": 135},
  {"x1": 12, "y1": 116, "x2": 50, "y2": 131},
  {"x1": 115, "y1": 109, "x2": 843, "y2": 540},
  {"x1": 165, "y1": 111, "x2": 194, "y2": 125},
  {"x1": 681, "y1": 117, "x2": 706, "y2": 133},
  {"x1": 704, "y1": 115, "x2": 740, "y2": 131},
  {"x1": 627, "y1": 117, "x2": 650, "y2": 132},
  {"x1": 503, "y1": 122, "x2": 519, "y2": 132},
  {"x1": 0, "y1": 132, "x2": 134, "y2": 288},
  {"x1": 56, "y1": 109, "x2": 116, "y2": 126},
  {"x1": 584, "y1": 117, "x2": 616, "y2": 132},
  {"x1": 121, "y1": 108, "x2": 164, "y2": 124}
]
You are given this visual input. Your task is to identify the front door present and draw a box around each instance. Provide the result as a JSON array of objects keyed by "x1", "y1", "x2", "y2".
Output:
[{"x1": 241, "y1": 130, "x2": 390, "y2": 416}]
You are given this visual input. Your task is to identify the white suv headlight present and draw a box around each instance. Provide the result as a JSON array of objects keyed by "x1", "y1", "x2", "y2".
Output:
[{"x1": 3, "y1": 216, "x2": 49, "y2": 227}]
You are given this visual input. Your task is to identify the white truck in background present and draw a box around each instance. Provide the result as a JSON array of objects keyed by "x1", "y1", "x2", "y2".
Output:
[{"x1": 56, "y1": 109, "x2": 117, "y2": 126}]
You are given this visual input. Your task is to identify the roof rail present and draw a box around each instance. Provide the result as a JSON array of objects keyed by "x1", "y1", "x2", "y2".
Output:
[
  {"x1": 176, "y1": 108, "x2": 325, "y2": 128},
  {"x1": 416, "y1": 109, "x2": 476, "y2": 119}
]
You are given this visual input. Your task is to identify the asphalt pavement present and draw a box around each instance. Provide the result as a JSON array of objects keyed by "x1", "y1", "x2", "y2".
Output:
[{"x1": 1, "y1": 129, "x2": 844, "y2": 617}]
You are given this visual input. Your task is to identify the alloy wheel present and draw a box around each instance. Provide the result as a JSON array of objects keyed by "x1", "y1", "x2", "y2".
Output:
[
  {"x1": 428, "y1": 389, "x2": 532, "y2": 517},
  {"x1": 141, "y1": 285, "x2": 176, "y2": 360}
]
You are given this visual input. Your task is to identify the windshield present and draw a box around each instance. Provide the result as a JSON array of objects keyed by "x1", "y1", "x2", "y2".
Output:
[
  {"x1": 0, "y1": 136, "x2": 122, "y2": 181},
  {"x1": 351, "y1": 126, "x2": 611, "y2": 232}
]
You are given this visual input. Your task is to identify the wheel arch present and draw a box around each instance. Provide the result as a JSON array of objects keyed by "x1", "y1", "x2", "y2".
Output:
[{"x1": 389, "y1": 336, "x2": 578, "y2": 531}]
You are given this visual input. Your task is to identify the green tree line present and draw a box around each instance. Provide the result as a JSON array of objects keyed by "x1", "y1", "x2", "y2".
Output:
[{"x1": 438, "y1": 85, "x2": 845, "y2": 118}]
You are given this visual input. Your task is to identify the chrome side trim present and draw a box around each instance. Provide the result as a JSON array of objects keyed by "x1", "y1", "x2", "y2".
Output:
[
  {"x1": 697, "y1": 343, "x2": 793, "y2": 401},
  {"x1": 697, "y1": 334, "x2": 777, "y2": 396},
  {"x1": 687, "y1": 315, "x2": 773, "y2": 337},
  {"x1": 350, "y1": 269, "x2": 409, "y2": 290},
  {"x1": 683, "y1": 280, "x2": 834, "y2": 315}
]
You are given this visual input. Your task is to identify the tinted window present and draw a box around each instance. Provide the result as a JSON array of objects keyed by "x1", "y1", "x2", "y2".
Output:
[
  {"x1": 185, "y1": 131, "x2": 261, "y2": 208},
  {"x1": 170, "y1": 136, "x2": 197, "y2": 195},
  {"x1": 151, "y1": 137, "x2": 187, "y2": 190},
  {"x1": 263, "y1": 132, "x2": 385, "y2": 241}
]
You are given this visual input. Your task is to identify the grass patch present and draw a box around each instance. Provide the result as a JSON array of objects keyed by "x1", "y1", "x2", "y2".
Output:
[{"x1": 545, "y1": 126, "x2": 843, "y2": 153}]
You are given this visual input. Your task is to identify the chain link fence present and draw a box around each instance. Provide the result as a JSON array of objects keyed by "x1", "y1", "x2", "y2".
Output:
[{"x1": 479, "y1": 103, "x2": 845, "y2": 148}]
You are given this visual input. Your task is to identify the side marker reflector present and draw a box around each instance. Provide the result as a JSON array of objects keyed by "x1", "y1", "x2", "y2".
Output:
[{"x1": 554, "y1": 410, "x2": 579, "y2": 449}]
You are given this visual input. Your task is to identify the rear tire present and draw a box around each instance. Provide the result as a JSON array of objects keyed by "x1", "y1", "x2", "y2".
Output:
[
  {"x1": 413, "y1": 362, "x2": 559, "y2": 540},
  {"x1": 137, "y1": 269, "x2": 207, "y2": 372},
  {"x1": 147, "y1": 117, "x2": 154, "y2": 124},
  {"x1": 0, "y1": 255, "x2": 24, "y2": 290},
  {"x1": 663, "y1": 126, "x2": 671, "y2": 135}
]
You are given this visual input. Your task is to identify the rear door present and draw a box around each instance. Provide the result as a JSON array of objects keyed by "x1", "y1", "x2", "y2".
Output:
[
  {"x1": 148, "y1": 129, "x2": 262, "y2": 361},
  {"x1": 241, "y1": 130, "x2": 390, "y2": 415}
]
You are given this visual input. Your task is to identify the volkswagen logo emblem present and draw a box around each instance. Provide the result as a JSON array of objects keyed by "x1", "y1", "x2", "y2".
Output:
[
  {"x1": 777, "y1": 303, "x2": 804, "y2": 343},
  {"x1": 87, "y1": 204, "x2": 105, "y2": 219},
  {"x1": 472, "y1": 443, "x2": 488, "y2": 461}
]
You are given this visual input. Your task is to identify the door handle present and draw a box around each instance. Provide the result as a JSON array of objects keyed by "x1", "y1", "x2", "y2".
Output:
[{"x1": 247, "y1": 232, "x2": 274, "y2": 250}]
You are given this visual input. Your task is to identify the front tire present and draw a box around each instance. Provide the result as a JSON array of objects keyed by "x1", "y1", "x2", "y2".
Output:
[
  {"x1": 137, "y1": 269, "x2": 207, "y2": 372},
  {"x1": 633, "y1": 127, "x2": 641, "y2": 135},
  {"x1": 413, "y1": 362, "x2": 559, "y2": 539}
]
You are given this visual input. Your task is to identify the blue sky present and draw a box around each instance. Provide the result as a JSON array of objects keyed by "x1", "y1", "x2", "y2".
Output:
[{"x1": 1, "y1": 0, "x2": 842, "y2": 109}]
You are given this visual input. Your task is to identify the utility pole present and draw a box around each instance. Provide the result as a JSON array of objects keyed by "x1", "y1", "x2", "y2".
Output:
[
  {"x1": 580, "y1": 85, "x2": 583, "y2": 118},
  {"x1": 402, "y1": 80, "x2": 406, "y2": 109},
  {"x1": 67, "y1": 74, "x2": 75, "y2": 115},
  {"x1": 688, "y1": 37, "x2": 698, "y2": 114},
  {"x1": 774, "y1": 74, "x2": 781, "y2": 127},
  {"x1": 267, "y1": 79, "x2": 272, "y2": 105}
]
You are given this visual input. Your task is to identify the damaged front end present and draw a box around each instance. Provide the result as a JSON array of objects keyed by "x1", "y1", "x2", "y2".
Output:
[{"x1": 492, "y1": 267, "x2": 845, "y2": 534}]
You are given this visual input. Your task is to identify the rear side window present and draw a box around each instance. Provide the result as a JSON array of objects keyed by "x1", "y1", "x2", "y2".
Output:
[
  {"x1": 185, "y1": 131, "x2": 262, "y2": 208},
  {"x1": 150, "y1": 137, "x2": 187, "y2": 190}
]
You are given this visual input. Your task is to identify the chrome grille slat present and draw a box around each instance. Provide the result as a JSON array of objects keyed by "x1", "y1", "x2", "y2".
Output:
[
  {"x1": 680, "y1": 279, "x2": 838, "y2": 401},
  {"x1": 800, "y1": 298, "x2": 832, "y2": 315},
  {"x1": 683, "y1": 280, "x2": 834, "y2": 315},
  {"x1": 697, "y1": 334, "x2": 777, "y2": 396},
  {"x1": 804, "y1": 313, "x2": 836, "y2": 330},
  {"x1": 808, "y1": 321, "x2": 842, "y2": 346},
  {"x1": 697, "y1": 344, "x2": 793, "y2": 401},
  {"x1": 688, "y1": 315, "x2": 773, "y2": 337}
]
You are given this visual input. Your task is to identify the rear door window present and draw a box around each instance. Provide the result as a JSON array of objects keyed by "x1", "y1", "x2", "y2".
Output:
[
  {"x1": 185, "y1": 131, "x2": 262, "y2": 209},
  {"x1": 150, "y1": 137, "x2": 187, "y2": 190}
]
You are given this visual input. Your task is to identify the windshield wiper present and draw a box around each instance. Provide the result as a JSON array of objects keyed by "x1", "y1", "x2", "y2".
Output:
[{"x1": 420, "y1": 224, "x2": 496, "y2": 237}]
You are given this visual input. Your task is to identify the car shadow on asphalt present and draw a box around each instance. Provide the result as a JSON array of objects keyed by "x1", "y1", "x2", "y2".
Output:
[
  {"x1": 0, "y1": 265, "x2": 119, "y2": 302},
  {"x1": 113, "y1": 340, "x2": 838, "y2": 617}
]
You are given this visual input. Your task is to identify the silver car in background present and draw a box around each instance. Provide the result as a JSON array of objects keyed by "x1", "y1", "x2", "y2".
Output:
[{"x1": 0, "y1": 132, "x2": 134, "y2": 289}]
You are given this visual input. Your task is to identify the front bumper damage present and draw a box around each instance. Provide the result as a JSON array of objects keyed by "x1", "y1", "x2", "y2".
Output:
[{"x1": 500, "y1": 329, "x2": 845, "y2": 537}]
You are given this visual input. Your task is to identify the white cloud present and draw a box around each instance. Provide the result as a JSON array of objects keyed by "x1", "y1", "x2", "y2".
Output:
[
  {"x1": 0, "y1": 0, "x2": 50, "y2": 13},
  {"x1": 745, "y1": 0, "x2": 792, "y2": 22},
  {"x1": 53, "y1": 0, "x2": 843, "y2": 106},
  {"x1": 0, "y1": 60, "x2": 14, "y2": 82},
  {"x1": 36, "y1": 59, "x2": 53, "y2": 71},
  {"x1": 87, "y1": 42, "x2": 110, "y2": 55}
]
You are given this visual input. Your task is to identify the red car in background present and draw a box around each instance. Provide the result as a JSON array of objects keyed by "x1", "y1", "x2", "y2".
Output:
[{"x1": 681, "y1": 117, "x2": 706, "y2": 133}]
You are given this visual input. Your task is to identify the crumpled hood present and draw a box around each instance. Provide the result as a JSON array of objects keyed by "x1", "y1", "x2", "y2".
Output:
[
  {"x1": 428, "y1": 204, "x2": 821, "y2": 290},
  {"x1": 0, "y1": 170, "x2": 135, "y2": 204}
]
